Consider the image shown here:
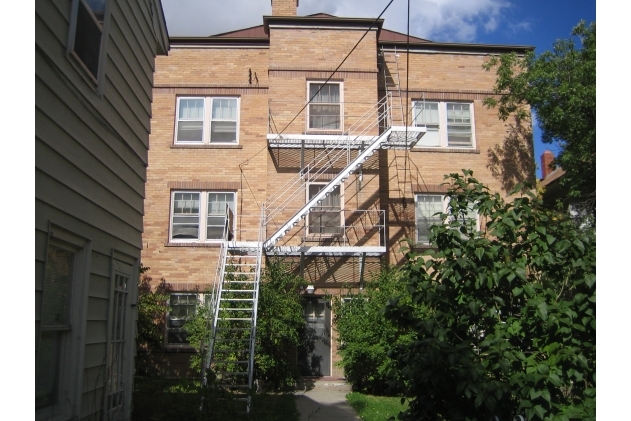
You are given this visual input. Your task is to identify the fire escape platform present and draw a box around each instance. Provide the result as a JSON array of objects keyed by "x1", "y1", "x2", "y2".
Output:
[
  {"x1": 267, "y1": 245, "x2": 385, "y2": 256},
  {"x1": 266, "y1": 126, "x2": 425, "y2": 149}
]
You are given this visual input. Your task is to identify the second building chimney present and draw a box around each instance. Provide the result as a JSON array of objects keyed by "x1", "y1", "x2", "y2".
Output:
[
  {"x1": 540, "y1": 150, "x2": 555, "y2": 179},
  {"x1": 272, "y1": 0, "x2": 298, "y2": 16}
]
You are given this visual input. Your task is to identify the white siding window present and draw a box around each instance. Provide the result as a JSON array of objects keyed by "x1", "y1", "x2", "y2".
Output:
[
  {"x1": 413, "y1": 101, "x2": 475, "y2": 148},
  {"x1": 170, "y1": 191, "x2": 236, "y2": 242},
  {"x1": 308, "y1": 82, "x2": 343, "y2": 130},
  {"x1": 175, "y1": 97, "x2": 240, "y2": 144}
]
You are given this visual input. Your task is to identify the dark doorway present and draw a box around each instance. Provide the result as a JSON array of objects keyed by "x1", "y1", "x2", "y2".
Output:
[{"x1": 298, "y1": 297, "x2": 331, "y2": 376}]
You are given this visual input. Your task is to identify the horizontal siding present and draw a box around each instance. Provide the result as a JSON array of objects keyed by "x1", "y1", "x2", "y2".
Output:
[
  {"x1": 35, "y1": 200, "x2": 141, "y2": 258},
  {"x1": 36, "y1": 139, "x2": 144, "y2": 223},
  {"x1": 36, "y1": 170, "x2": 141, "y2": 249},
  {"x1": 113, "y1": 0, "x2": 155, "y2": 75},
  {"x1": 36, "y1": 108, "x2": 146, "y2": 208},
  {"x1": 84, "y1": 343, "x2": 108, "y2": 369},
  {"x1": 87, "y1": 297, "x2": 110, "y2": 322},
  {"x1": 35, "y1": 69, "x2": 147, "y2": 181},
  {"x1": 82, "y1": 364, "x2": 107, "y2": 393},
  {"x1": 35, "y1": 50, "x2": 149, "y2": 171},
  {"x1": 89, "y1": 273, "x2": 111, "y2": 300},
  {"x1": 80, "y1": 386, "x2": 104, "y2": 421},
  {"x1": 85, "y1": 320, "x2": 108, "y2": 345}
]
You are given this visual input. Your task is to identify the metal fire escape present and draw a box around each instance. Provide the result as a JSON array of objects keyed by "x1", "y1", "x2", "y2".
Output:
[{"x1": 203, "y1": 48, "x2": 423, "y2": 413}]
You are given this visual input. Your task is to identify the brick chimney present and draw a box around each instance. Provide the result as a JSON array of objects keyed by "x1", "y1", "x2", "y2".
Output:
[
  {"x1": 271, "y1": 0, "x2": 298, "y2": 16},
  {"x1": 540, "y1": 150, "x2": 555, "y2": 179}
]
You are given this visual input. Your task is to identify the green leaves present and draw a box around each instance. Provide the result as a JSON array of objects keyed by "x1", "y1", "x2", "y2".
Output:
[{"x1": 384, "y1": 171, "x2": 595, "y2": 421}]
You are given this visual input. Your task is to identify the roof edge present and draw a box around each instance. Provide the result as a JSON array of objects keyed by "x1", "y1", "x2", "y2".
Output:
[
  {"x1": 263, "y1": 14, "x2": 384, "y2": 36},
  {"x1": 379, "y1": 40, "x2": 535, "y2": 53}
]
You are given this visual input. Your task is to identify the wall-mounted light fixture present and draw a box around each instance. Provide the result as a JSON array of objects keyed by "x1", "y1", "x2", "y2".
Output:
[{"x1": 306, "y1": 285, "x2": 315, "y2": 294}]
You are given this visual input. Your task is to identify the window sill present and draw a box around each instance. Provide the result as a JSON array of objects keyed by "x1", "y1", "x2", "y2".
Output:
[
  {"x1": 412, "y1": 147, "x2": 479, "y2": 154},
  {"x1": 165, "y1": 242, "x2": 221, "y2": 248},
  {"x1": 171, "y1": 144, "x2": 242, "y2": 149},
  {"x1": 163, "y1": 345, "x2": 197, "y2": 353}
]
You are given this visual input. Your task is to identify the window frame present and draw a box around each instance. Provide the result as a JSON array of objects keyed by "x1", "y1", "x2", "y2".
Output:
[
  {"x1": 36, "y1": 226, "x2": 91, "y2": 421},
  {"x1": 169, "y1": 190, "x2": 237, "y2": 243},
  {"x1": 412, "y1": 101, "x2": 476, "y2": 149},
  {"x1": 306, "y1": 182, "x2": 343, "y2": 237},
  {"x1": 67, "y1": 0, "x2": 110, "y2": 91},
  {"x1": 306, "y1": 81, "x2": 344, "y2": 132},
  {"x1": 174, "y1": 96, "x2": 240, "y2": 145},
  {"x1": 164, "y1": 293, "x2": 210, "y2": 347},
  {"x1": 414, "y1": 194, "x2": 479, "y2": 244}
]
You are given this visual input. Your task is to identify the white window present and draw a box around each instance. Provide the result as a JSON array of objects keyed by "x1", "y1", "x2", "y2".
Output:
[
  {"x1": 307, "y1": 183, "x2": 342, "y2": 235},
  {"x1": 170, "y1": 191, "x2": 236, "y2": 242},
  {"x1": 413, "y1": 101, "x2": 475, "y2": 148},
  {"x1": 166, "y1": 293, "x2": 210, "y2": 345},
  {"x1": 68, "y1": 0, "x2": 108, "y2": 82},
  {"x1": 308, "y1": 82, "x2": 342, "y2": 130},
  {"x1": 415, "y1": 194, "x2": 478, "y2": 244},
  {"x1": 175, "y1": 97, "x2": 240, "y2": 144}
]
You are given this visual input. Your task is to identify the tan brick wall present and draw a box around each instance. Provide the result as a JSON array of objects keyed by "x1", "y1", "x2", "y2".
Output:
[
  {"x1": 141, "y1": 25, "x2": 534, "y2": 375},
  {"x1": 271, "y1": 0, "x2": 297, "y2": 16}
]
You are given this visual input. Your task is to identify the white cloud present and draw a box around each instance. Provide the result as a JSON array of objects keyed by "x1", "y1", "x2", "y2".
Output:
[{"x1": 161, "y1": 0, "x2": 513, "y2": 42}]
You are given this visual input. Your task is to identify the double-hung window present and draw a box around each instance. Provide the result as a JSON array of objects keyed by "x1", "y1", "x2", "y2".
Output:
[
  {"x1": 308, "y1": 82, "x2": 342, "y2": 130},
  {"x1": 413, "y1": 101, "x2": 475, "y2": 148},
  {"x1": 166, "y1": 293, "x2": 209, "y2": 345},
  {"x1": 170, "y1": 191, "x2": 235, "y2": 242},
  {"x1": 307, "y1": 183, "x2": 342, "y2": 235},
  {"x1": 69, "y1": 0, "x2": 107, "y2": 82},
  {"x1": 175, "y1": 97, "x2": 239, "y2": 144},
  {"x1": 415, "y1": 194, "x2": 478, "y2": 244}
]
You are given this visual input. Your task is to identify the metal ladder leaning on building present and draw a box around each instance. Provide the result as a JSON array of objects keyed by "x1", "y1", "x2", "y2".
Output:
[{"x1": 203, "y1": 205, "x2": 265, "y2": 413}]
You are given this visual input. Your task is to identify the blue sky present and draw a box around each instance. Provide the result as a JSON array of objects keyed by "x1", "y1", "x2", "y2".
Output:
[{"x1": 162, "y1": 0, "x2": 596, "y2": 178}]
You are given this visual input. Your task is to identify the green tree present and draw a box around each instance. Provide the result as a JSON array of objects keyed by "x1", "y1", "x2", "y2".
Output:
[
  {"x1": 332, "y1": 267, "x2": 427, "y2": 395},
  {"x1": 386, "y1": 171, "x2": 595, "y2": 421},
  {"x1": 483, "y1": 21, "x2": 596, "y2": 210}
]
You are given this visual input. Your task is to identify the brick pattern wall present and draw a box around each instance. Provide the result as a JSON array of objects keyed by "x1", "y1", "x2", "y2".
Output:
[
  {"x1": 272, "y1": 0, "x2": 297, "y2": 16},
  {"x1": 142, "y1": 23, "x2": 534, "y2": 375}
]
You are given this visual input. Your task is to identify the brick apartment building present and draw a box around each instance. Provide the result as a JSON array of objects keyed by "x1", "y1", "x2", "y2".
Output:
[{"x1": 141, "y1": 0, "x2": 534, "y2": 379}]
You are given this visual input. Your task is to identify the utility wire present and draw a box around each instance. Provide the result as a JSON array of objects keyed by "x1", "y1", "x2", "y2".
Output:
[{"x1": 238, "y1": 0, "x2": 396, "y2": 202}]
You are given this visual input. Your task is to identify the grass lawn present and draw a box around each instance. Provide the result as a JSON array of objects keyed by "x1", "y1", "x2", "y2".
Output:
[
  {"x1": 132, "y1": 377, "x2": 299, "y2": 421},
  {"x1": 346, "y1": 392, "x2": 408, "y2": 421}
]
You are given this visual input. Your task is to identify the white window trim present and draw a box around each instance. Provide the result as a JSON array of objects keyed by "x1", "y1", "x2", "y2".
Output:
[
  {"x1": 36, "y1": 225, "x2": 91, "y2": 421},
  {"x1": 412, "y1": 101, "x2": 476, "y2": 149},
  {"x1": 306, "y1": 81, "x2": 344, "y2": 132},
  {"x1": 414, "y1": 194, "x2": 479, "y2": 244},
  {"x1": 169, "y1": 190, "x2": 237, "y2": 243},
  {"x1": 306, "y1": 182, "x2": 344, "y2": 237},
  {"x1": 165, "y1": 293, "x2": 210, "y2": 347},
  {"x1": 174, "y1": 96, "x2": 240, "y2": 145}
]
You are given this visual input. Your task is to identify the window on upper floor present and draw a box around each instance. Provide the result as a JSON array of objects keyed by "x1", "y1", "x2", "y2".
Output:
[
  {"x1": 308, "y1": 82, "x2": 343, "y2": 131},
  {"x1": 415, "y1": 194, "x2": 478, "y2": 244},
  {"x1": 166, "y1": 293, "x2": 209, "y2": 345},
  {"x1": 175, "y1": 97, "x2": 240, "y2": 144},
  {"x1": 69, "y1": 0, "x2": 107, "y2": 82},
  {"x1": 170, "y1": 191, "x2": 236, "y2": 243},
  {"x1": 412, "y1": 101, "x2": 475, "y2": 148}
]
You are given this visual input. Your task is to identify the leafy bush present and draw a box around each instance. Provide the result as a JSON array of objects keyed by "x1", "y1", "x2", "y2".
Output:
[
  {"x1": 136, "y1": 266, "x2": 170, "y2": 351},
  {"x1": 385, "y1": 171, "x2": 595, "y2": 421},
  {"x1": 332, "y1": 267, "x2": 428, "y2": 395},
  {"x1": 183, "y1": 258, "x2": 305, "y2": 390}
]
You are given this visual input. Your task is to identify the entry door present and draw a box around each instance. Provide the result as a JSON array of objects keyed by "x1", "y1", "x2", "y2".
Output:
[{"x1": 299, "y1": 297, "x2": 331, "y2": 376}]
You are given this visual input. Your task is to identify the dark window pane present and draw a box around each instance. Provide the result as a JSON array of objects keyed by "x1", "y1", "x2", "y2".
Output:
[{"x1": 74, "y1": 1, "x2": 103, "y2": 79}]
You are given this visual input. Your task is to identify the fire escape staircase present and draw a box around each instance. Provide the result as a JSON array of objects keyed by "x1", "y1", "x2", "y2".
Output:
[{"x1": 204, "y1": 51, "x2": 425, "y2": 412}]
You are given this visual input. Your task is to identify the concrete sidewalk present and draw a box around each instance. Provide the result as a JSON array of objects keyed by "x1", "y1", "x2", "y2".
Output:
[{"x1": 294, "y1": 379, "x2": 360, "y2": 421}]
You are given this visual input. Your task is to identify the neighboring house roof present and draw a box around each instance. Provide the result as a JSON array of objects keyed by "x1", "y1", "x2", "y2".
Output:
[
  {"x1": 171, "y1": 12, "x2": 533, "y2": 53},
  {"x1": 540, "y1": 167, "x2": 566, "y2": 188}
]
